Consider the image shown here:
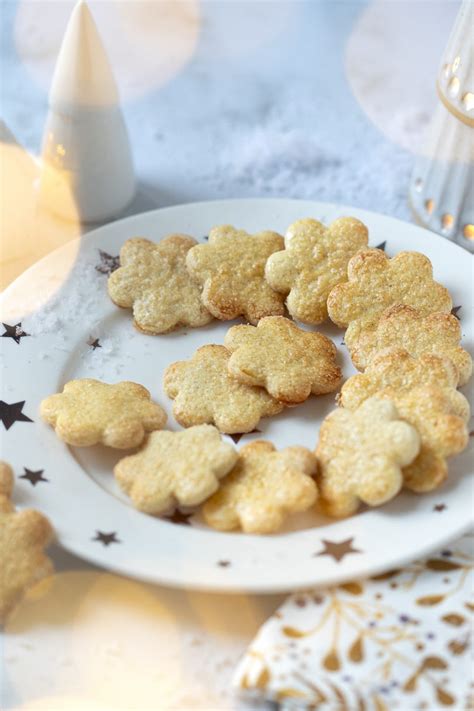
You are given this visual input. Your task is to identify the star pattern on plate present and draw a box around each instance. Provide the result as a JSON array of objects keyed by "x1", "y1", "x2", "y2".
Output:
[
  {"x1": 2, "y1": 322, "x2": 30, "y2": 344},
  {"x1": 164, "y1": 510, "x2": 193, "y2": 526},
  {"x1": 315, "y1": 537, "x2": 361, "y2": 563},
  {"x1": 19, "y1": 468, "x2": 48, "y2": 486},
  {"x1": 92, "y1": 531, "x2": 121, "y2": 546},
  {"x1": 434, "y1": 504, "x2": 447, "y2": 512},
  {"x1": 217, "y1": 560, "x2": 231, "y2": 567},
  {"x1": 95, "y1": 250, "x2": 120, "y2": 275},
  {"x1": 0, "y1": 400, "x2": 33, "y2": 430},
  {"x1": 229, "y1": 429, "x2": 261, "y2": 445},
  {"x1": 87, "y1": 337, "x2": 102, "y2": 350},
  {"x1": 375, "y1": 241, "x2": 387, "y2": 251},
  {"x1": 451, "y1": 306, "x2": 462, "y2": 320}
]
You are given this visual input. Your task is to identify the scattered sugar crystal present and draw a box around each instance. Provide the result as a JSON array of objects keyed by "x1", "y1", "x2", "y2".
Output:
[{"x1": 24, "y1": 260, "x2": 109, "y2": 339}]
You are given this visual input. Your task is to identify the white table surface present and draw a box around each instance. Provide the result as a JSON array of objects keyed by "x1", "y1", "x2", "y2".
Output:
[{"x1": 0, "y1": 1, "x2": 461, "y2": 708}]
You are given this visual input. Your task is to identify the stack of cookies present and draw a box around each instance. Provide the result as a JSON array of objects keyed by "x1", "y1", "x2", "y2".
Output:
[{"x1": 38, "y1": 217, "x2": 472, "y2": 535}]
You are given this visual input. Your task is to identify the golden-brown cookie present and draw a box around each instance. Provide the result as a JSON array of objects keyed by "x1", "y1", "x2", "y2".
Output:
[
  {"x1": 114, "y1": 425, "x2": 238, "y2": 514},
  {"x1": 41, "y1": 379, "x2": 167, "y2": 448},
  {"x1": 316, "y1": 397, "x2": 420, "y2": 517},
  {"x1": 376, "y1": 386, "x2": 469, "y2": 492},
  {"x1": 327, "y1": 250, "x2": 452, "y2": 369},
  {"x1": 163, "y1": 345, "x2": 283, "y2": 434},
  {"x1": 265, "y1": 217, "x2": 368, "y2": 324},
  {"x1": 107, "y1": 235, "x2": 213, "y2": 334},
  {"x1": 224, "y1": 316, "x2": 342, "y2": 404},
  {"x1": 350, "y1": 305, "x2": 473, "y2": 383},
  {"x1": 202, "y1": 441, "x2": 318, "y2": 533},
  {"x1": 0, "y1": 461, "x2": 14, "y2": 499},
  {"x1": 0, "y1": 462, "x2": 54, "y2": 623},
  {"x1": 339, "y1": 349, "x2": 470, "y2": 422},
  {"x1": 186, "y1": 225, "x2": 285, "y2": 324}
]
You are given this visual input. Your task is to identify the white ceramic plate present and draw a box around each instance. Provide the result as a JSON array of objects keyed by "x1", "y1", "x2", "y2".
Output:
[{"x1": 1, "y1": 199, "x2": 472, "y2": 593}]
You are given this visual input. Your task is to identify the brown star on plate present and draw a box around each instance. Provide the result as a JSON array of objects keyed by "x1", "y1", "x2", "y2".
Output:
[
  {"x1": 2, "y1": 322, "x2": 30, "y2": 344},
  {"x1": 315, "y1": 537, "x2": 361, "y2": 563},
  {"x1": 217, "y1": 560, "x2": 231, "y2": 567},
  {"x1": 229, "y1": 429, "x2": 261, "y2": 445},
  {"x1": 20, "y1": 468, "x2": 48, "y2": 486},
  {"x1": 451, "y1": 305, "x2": 462, "y2": 320},
  {"x1": 0, "y1": 400, "x2": 33, "y2": 430},
  {"x1": 95, "y1": 250, "x2": 120, "y2": 275},
  {"x1": 87, "y1": 337, "x2": 102, "y2": 350},
  {"x1": 163, "y1": 510, "x2": 193, "y2": 525},
  {"x1": 434, "y1": 504, "x2": 447, "y2": 512},
  {"x1": 92, "y1": 531, "x2": 121, "y2": 546}
]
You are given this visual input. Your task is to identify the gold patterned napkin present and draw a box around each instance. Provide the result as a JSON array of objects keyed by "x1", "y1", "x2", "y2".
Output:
[{"x1": 234, "y1": 534, "x2": 473, "y2": 710}]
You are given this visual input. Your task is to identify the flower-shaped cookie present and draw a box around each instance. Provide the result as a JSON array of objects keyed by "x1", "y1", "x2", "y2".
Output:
[
  {"x1": 316, "y1": 397, "x2": 420, "y2": 517},
  {"x1": 107, "y1": 235, "x2": 213, "y2": 334},
  {"x1": 114, "y1": 425, "x2": 238, "y2": 514},
  {"x1": 185, "y1": 225, "x2": 285, "y2": 324},
  {"x1": 224, "y1": 316, "x2": 342, "y2": 404},
  {"x1": 376, "y1": 386, "x2": 469, "y2": 492},
  {"x1": 41, "y1": 379, "x2": 167, "y2": 448},
  {"x1": 0, "y1": 462, "x2": 54, "y2": 623},
  {"x1": 202, "y1": 441, "x2": 318, "y2": 533},
  {"x1": 350, "y1": 304, "x2": 473, "y2": 382},
  {"x1": 339, "y1": 349, "x2": 470, "y2": 422},
  {"x1": 327, "y1": 250, "x2": 452, "y2": 367},
  {"x1": 265, "y1": 217, "x2": 368, "y2": 324},
  {"x1": 163, "y1": 345, "x2": 283, "y2": 434}
]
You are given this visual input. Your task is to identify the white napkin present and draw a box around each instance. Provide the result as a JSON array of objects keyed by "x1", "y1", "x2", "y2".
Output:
[{"x1": 234, "y1": 534, "x2": 473, "y2": 710}]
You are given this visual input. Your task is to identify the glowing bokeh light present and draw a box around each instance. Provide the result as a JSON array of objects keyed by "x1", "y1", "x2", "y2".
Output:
[
  {"x1": 14, "y1": 0, "x2": 201, "y2": 101},
  {"x1": 0, "y1": 125, "x2": 80, "y2": 304}
]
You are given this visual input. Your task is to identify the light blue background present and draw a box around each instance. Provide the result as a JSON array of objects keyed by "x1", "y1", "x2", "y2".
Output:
[{"x1": 1, "y1": 0, "x2": 424, "y2": 221}]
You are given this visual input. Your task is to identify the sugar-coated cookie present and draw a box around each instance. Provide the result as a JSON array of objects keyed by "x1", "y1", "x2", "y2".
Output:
[
  {"x1": 225, "y1": 316, "x2": 342, "y2": 404},
  {"x1": 107, "y1": 235, "x2": 213, "y2": 334},
  {"x1": 265, "y1": 217, "x2": 368, "y2": 324},
  {"x1": 41, "y1": 379, "x2": 167, "y2": 448},
  {"x1": 316, "y1": 397, "x2": 420, "y2": 517},
  {"x1": 339, "y1": 350, "x2": 470, "y2": 422},
  {"x1": 164, "y1": 345, "x2": 283, "y2": 434},
  {"x1": 186, "y1": 225, "x2": 285, "y2": 324},
  {"x1": 114, "y1": 425, "x2": 238, "y2": 514},
  {"x1": 0, "y1": 462, "x2": 54, "y2": 623},
  {"x1": 350, "y1": 305, "x2": 473, "y2": 383},
  {"x1": 202, "y1": 441, "x2": 318, "y2": 534},
  {"x1": 327, "y1": 250, "x2": 452, "y2": 369},
  {"x1": 376, "y1": 386, "x2": 469, "y2": 492},
  {"x1": 0, "y1": 462, "x2": 14, "y2": 499}
]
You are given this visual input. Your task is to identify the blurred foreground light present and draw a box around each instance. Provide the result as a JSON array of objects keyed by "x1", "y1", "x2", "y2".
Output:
[
  {"x1": 14, "y1": 0, "x2": 201, "y2": 102},
  {"x1": 14, "y1": 697, "x2": 119, "y2": 711},
  {"x1": 345, "y1": 0, "x2": 460, "y2": 154},
  {"x1": 0, "y1": 122, "x2": 80, "y2": 301},
  {"x1": 5, "y1": 572, "x2": 182, "y2": 709},
  {"x1": 3, "y1": 568, "x2": 280, "y2": 709}
]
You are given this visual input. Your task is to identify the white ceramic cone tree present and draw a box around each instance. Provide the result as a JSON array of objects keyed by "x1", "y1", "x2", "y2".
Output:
[
  {"x1": 39, "y1": 0, "x2": 135, "y2": 223},
  {"x1": 410, "y1": 0, "x2": 473, "y2": 251}
]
